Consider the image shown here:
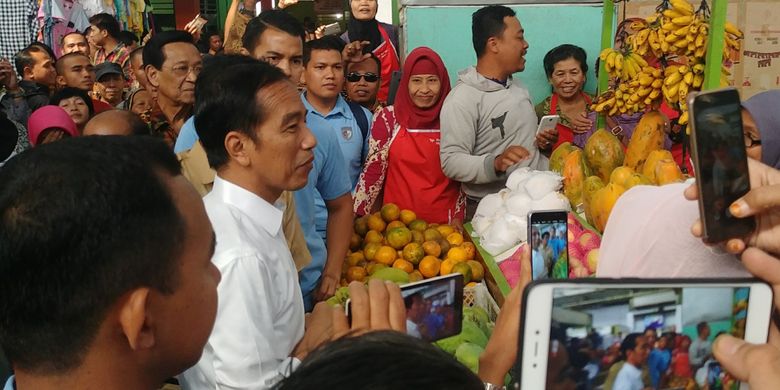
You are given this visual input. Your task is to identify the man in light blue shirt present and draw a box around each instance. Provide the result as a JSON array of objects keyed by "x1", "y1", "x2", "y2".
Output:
[{"x1": 301, "y1": 36, "x2": 371, "y2": 240}]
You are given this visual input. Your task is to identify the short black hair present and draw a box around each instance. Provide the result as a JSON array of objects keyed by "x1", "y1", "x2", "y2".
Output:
[
  {"x1": 60, "y1": 31, "x2": 86, "y2": 45},
  {"x1": 242, "y1": 10, "x2": 306, "y2": 52},
  {"x1": 143, "y1": 30, "x2": 196, "y2": 70},
  {"x1": 88, "y1": 13, "x2": 121, "y2": 40},
  {"x1": 543, "y1": 44, "x2": 589, "y2": 79},
  {"x1": 303, "y1": 36, "x2": 344, "y2": 67},
  {"x1": 29, "y1": 42, "x2": 57, "y2": 64},
  {"x1": 471, "y1": 5, "x2": 516, "y2": 58},
  {"x1": 542, "y1": 231, "x2": 550, "y2": 240},
  {"x1": 620, "y1": 333, "x2": 643, "y2": 358},
  {"x1": 55, "y1": 52, "x2": 91, "y2": 75},
  {"x1": 0, "y1": 136, "x2": 185, "y2": 373},
  {"x1": 346, "y1": 53, "x2": 381, "y2": 76},
  {"x1": 51, "y1": 87, "x2": 95, "y2": 116},
  {"x1": 14, "y1": 44, "x2": 52, "y2": 76},
  {"x1": 118, "y1": 30, "x2": 139, "y2": 47},
  {"x1": 697, "y1": 321, "x2": 709, "y2": 334},
  {"x1": 404, "y1": 293, "x2": 424, "y2": 308},
  {"x1": 275, "y1": 331, "x2": 484, "y2": 390},
  {"x1": 643, "y1": 327, "x2": 657, "y2": 336},
  {"x1": 194, "y1": 55, "x2": 288, "y2": 169}
]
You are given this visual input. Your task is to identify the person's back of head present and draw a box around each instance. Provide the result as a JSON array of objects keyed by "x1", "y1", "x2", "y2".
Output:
[
  {"x1": 274, "y1": 331, "x2": 484, "y2": 390},
  {"x1": 471, "y1": 5, "x2": 516, "y2": 58},
  {"x1": 83, "y1": 109, "x2": 150, "y2": 136},
  {"x1": 242, "y1": 10, "x2": 306, "y2": 53},
  {"x1": 143, "y1": 30, "x2": 197, "y2": 70},
  {"x1": 194, "y1": 55, "x2": 288, "y2": 169},
  {"x1": 118, "y1": 31, "x2": 139, "y2": 48},
  {"x1": 0, "y1": 136, "x2": 220, "y2": 386}
]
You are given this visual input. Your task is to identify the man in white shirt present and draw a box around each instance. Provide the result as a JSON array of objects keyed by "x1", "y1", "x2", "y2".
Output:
[
  {"x1": 613, "y1": 333, "x2": 650, "y2": 390},
  {"x1": 690, "y1": 321, "x2": 712, "y2": 371},
  {"x1": 177, "y1": 57, "x2": 319, "y2": 389}
]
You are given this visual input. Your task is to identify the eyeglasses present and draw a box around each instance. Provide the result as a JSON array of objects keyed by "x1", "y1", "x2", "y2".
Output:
[
  {"x1": 346, "y1": 72, "x2": 379, "y2": 83},
  {"x1": 744, "y1": 133, "x2": 762, "y2": 148}
]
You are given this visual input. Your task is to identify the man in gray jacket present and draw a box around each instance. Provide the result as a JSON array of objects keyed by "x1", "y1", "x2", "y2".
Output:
[{"x1": 440, "y1": 5, "x2": 557, "y2": 219}]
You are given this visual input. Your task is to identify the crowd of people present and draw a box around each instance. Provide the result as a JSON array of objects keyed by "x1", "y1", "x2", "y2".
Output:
[{"x1": 2, "y1": 0, "x2": 780, "y2": 389}]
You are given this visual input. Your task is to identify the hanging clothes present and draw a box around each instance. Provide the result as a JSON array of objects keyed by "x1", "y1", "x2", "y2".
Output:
[
  {"x1": 0, "y1": 0, "x2": 38, "y2": 62},
  {"x1": 38, "y1": 0, "x2": 91, "y2": 55},
  {"x1": 81, "y1": 0, "x2": 115, "y2": 16}
]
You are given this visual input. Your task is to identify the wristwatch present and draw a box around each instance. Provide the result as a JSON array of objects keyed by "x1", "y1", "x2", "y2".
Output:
[{"x1": 484, "y1": 382, "x2": 505, "y2": 390}]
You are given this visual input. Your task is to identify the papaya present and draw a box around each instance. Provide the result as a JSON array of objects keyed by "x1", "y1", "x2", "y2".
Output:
[
  {"x1": 590, "y1": 182, "x2": 626, "y2": 233},
  {"x1": 582, "y1": 176, "x2": 605, "y2": 226},
  {"x1": 609, "y1": 166, "x2": 635, "y2": 187},
  {"x1": 623, "y1": 173, "x2": 653, "y2": 189},
  {"x1": 624, "y1": 111, "x2": 666, "y2": 172},
  {"x1": 584, "y1": 129, "x2": 625, "y2": 183},
  {"x1": 654, "y1": 159, "x2": 685, "y2": 185},
  {"x1": 550, "y1": 142, "x2": 577, "y2": 174},
  {"x1": 642, "y1": 149, "x2": 675, "y2": 184},
  {"x1": 562, "y1": 148, "x2": 591, "y2": 209}
]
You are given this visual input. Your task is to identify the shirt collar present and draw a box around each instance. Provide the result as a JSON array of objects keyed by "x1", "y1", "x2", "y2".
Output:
[
  {"x1": 211, "y1": 175, "x2": 283, "y2": 235},
  {"x1": 3, "y1": 375, "x2": 13, "y2": 390},
  {"x1": 302, "y1": 92, "x2": 351, "y2": 119}
]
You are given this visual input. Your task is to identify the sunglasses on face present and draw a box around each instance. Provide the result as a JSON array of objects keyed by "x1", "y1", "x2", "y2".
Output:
[{"x1": 346, "y1": 72, "x2": 379, "y2": 83}]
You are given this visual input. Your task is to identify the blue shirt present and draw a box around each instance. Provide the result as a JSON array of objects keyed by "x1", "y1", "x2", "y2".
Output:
[
  {"x1": 550, "y1": 237, "x2": 566, "y2": 261},
  {"x1": 295, "y1": 110, "x2": 352, "y2": 310},
  {"x1": 302, "y1": 93, "x2": 371, "y2": 238},
  {"x1": 648, "y1": 349, "x2": 672, "y2": 388},
  {"x1": 174, "y1": 116, "x2": 198, "y2": 153},
  {"x1": 3, "y1": 376, "x2": 12, "y2": 390}
]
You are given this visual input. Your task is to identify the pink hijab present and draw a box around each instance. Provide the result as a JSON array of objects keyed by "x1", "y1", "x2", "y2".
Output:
[{"x1": 27, "y1": 106, "x2": 78, "y2": 146}]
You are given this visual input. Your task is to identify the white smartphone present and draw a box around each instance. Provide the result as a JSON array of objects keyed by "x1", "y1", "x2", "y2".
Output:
[
  {"x1": 537, "y1": 114, "x2": 560, "y2": 135},
  {"x1": 345, "y1": 273, "x2": 464, "y2": 342},
  {"x1": 518, "y1": 279, "x2": 773, "y2": 390}
]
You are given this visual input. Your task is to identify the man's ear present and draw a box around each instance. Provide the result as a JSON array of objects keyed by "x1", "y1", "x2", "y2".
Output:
[
  {"x1": 56, "y1": 75, "x2": 66, "y2": 88},
  {"x1": 145, "y1": 65, "x2": 160, "y2": 88},
  {"x1": 224, "y1": 131, "x2": 253, "y2": 167},
  {"x1": 487, "y1": 36, "x2": 500, "y2": 55},
  {"x1": 118, "y1": 287, "x2": 155, "y2": 350}
]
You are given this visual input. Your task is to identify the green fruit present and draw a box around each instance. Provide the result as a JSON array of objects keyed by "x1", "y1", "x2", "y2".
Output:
[
  {"x1": 369, "y1": 267, "x2": 410, "y2": 284},
  {"x1": 455, "y1": 342, "x2": 485, "y2": 374}
]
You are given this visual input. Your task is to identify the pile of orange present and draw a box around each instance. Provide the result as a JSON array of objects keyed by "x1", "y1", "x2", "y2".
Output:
[{"x1": 343, "y1": 203, "x2": 485, "y2": 286}]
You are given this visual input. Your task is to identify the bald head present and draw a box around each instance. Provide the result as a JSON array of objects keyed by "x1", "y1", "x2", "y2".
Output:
[{"x1": 83, "y1": 110, "x2": 150, "y2": 136}]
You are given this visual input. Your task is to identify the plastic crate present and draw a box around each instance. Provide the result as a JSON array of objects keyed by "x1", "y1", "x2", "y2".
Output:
[{"x1": 464, "y1": 282, "x2": 500, "y2": 322}]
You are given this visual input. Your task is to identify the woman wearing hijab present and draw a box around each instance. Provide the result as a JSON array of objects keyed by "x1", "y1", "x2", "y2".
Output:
[
  {"x1": 341, "y1": 0, "x2": 400, "y2": 105},
  {"x1": 596, "y1": 90, "x2": 780, "y2": 279},
  {"x1": 354, "y1": 47, "x2": 465, "y2": 224},
  {"x1": 26, "y1": 105, "x2": 79, "y2": 146}
]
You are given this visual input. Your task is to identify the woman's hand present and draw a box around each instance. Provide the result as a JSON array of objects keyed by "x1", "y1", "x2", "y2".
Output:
[
  {"x1": 535, "y1": 127, "x2": 558, "y2": 151},
  {"x1": 569, "y1": 111, "x2": 593, "y2": 134},
  {"x1": 684, "y1": 158, "x2": 780, "y2": 256}
]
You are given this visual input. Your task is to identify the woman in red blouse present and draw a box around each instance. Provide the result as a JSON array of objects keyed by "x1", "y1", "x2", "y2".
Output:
[{"x1": 353, "y1": 47, "x2": 464, "y2": 224}]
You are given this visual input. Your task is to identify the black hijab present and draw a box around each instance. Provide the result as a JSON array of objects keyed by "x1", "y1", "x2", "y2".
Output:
[{"x1": 348, "y1": 15, "x2": 383, "y2": 53}]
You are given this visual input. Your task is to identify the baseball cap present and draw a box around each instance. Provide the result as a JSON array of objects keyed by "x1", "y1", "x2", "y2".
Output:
[{"x1": 95, "y1": 62, "x2": 124, "y2": 81}]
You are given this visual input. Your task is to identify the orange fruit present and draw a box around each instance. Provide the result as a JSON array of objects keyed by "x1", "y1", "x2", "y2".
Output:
[
  {"x1": 354, "y1": 216, "x2": 369, "y2": 237},
  {"x1": 386, "y1": 227, "x2": 412, "y2": 249},
  {"x1": 436, "y1": 225, "x2": 455, "y2": 238},
  {"x1": 364, "y1": 230, "x2": 383, "y2": 245},
  {"x1": 461, "y1": 242, "x2": 476, "y2": 260},
  {"x1": 346, "y1": 266, "x2": 367, "y2": 282},
  {"x1": 402, "y1": 242, "x2": 425, "y2": 265},
  {"x1": 419, "y1": 256, "x2": 442, "y2": 278},
  {"x1": 446, "y1": 232, "x2": 464, "y2": 246},
  {"x1": 452, "y1": 262, "x2": 473, "y2": 283},
  {"x1": 375, "y1": 245, "x2": 397, "y2": 265},
  {"x1": 409, "y1": 219, "x2": 428, "y2": 232},
  {"x1": 363, "y1": 242, "x2": 381, "y2": 261},
  {"x1": 446, "y1": 246, "x2": 469, "y2": 263},
  {"x1": 350, "y1": 233, "x2": 362, "y2": 250},
  {"x1": 440, "y1": 259, "x2": 455, "y2": 275},
  {"x1": 466, "y1": 260, "x2": 485, "y2": 282},
  {"x1": 422, "y1": 240, "x2": 442, "y2": 257},
  {"x1": 386, "y1": 220, "x2": 406, "y2": 232},
  {"x1": 367, "y1": 214, "x2": 386, "y2": 232},
  {"x1": 439, "y1": 239, "x2": 451, "y2": 256},
  {"x1": 466, "y1": 281, "x2": 479, "y2": 288},
  {"x1": 400, "y1": 209, "x2": 417, "y2": 225},
  {"x1": 346, "y1": 251, "x2": 366, "y2": 267},
  {"x1": 393, "y1": 259, "x2": 414, "y2": 273},
  {"x1": 380, "y1": 203, "x2": 401, "y2": 222},
  {"x1": 411, "y1": 230, "x2": 425, "y2": 244},
  {"x1": 423, "y1": 228, "x2": 442, "y2": 242},
  {"x1": 409, "y1": 270, "x2": 424, "y2": 282}
]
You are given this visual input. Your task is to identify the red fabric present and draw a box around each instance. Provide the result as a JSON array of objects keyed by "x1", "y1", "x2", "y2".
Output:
[
  {"x1": 410, "y1": 58, "x2": 437, "y2": 76},
  {"x1": 374, "y1": 25, "x2": 400, "y2": 104},
  {"x1": 91, "y1": 98, "x2": 113, "y2": 114},
  {"x1": 672, "y1": 351, "x2": 692, "y2": 378},
  {"x1": 384, "y1": 126, "x2": 464, "y2": 223},
  {"x1": 394, "y1": 47, "x2": 451, "y2": 130},
  {"x1": 549, "y1": 93, "x2": 592, "y2": 150},
  {"x1": 670, "y1": 142, "x2": 695, "y2": 176}
]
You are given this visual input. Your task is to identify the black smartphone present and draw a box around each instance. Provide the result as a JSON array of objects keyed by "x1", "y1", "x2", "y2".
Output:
[
  {"x1": 345, "y1": 273, "x2": 464, "y2": 342},
  {"x1": 688, "y1": 87, "x2": 755, "y2": 243},
  {"x1": 527, "y1": 210, "x2": 568, "y2": 280}
]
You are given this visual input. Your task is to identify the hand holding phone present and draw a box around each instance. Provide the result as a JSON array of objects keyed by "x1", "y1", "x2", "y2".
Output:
[
  {"x1": 321, "y1": 22, "x2": 341, "y2": 37},
  {"x1": 536, "y1": 115, "x2": 560, "y2": 135}
]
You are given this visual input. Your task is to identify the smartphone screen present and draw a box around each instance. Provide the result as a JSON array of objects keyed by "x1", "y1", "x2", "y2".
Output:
[
  {"x1": 520, "y1": 281, "x2": 772, "y2": 390},
  {"x1": 690, "y1": 88, "x2": 755, "y2": 242},
  {"x1": 401, "y1": 273, "x2": 464, "y2": 342},
  {"x1": 528, "y1": 211, "x2": 568, "y2": 280}
]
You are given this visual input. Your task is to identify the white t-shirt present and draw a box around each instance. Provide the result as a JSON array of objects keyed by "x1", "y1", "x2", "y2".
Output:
[{"x1": 613, "y1": 362, "x2": 644, "y2": 390}]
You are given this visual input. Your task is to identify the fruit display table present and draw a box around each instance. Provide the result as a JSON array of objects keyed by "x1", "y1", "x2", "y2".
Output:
[{"x1": 464, "y1": 223, "x2": 510, "y2": 307}]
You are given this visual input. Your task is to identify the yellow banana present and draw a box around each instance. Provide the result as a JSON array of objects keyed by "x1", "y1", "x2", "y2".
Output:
[
  {"x1": 672, "y1": 15, "x2": 694, "y2": 26},
  {"x1": 695, "y1": 33, "x2": 706, "y2": 48},
  {"x1": 609, "y1": 105, "x2": 619, "y2": 116},
  {"x1": 662, "y1": 9, "x2": 684, "y2": 19},
  {"x1": 674, "y1": 38, "x2": 690, "y2": 49},
  {"x1": 677, "y1": 65, "x2": 689, "y2": 74},
  {"x1": 639, "y1": 74, "x2": 654, "y2": 87},
  {"x1": 662, "y1": 21, "x2": 678, "y2": 32},
  {"x1": 678, "y1": 111, "x2": 689, "y2": 125},
  {"x1": 692, "y1": 74, "x2": 703, "y2": 88},
  {"x1": 665, "y1": 72, "x2": 682, "y2": 86},
  {"x1": 630, "y1": 20, "x2": 648, "y2": 30},
  {"x1": 674, "y1": 25, "x2": 691, "y2": 36},
  {"x1": 649, "y1": 89, "x2": 662, "y2": 99},
  {"x1": 614, "y1": 53, "x2": 624, "y2": 71},
  {"x1": 631, "y1": 53, "x2": 648, "y2": 68},
  {"x1": 599, "y1": 48, "x2": 613, "y2": 61},
  {"x1": 692, "y1": 63, "x2": 704, "y2": 74},
  {"x1": 652, "y1": 79, "x2": 663, "y2": 89},
  {"x1": 670, "y1": 0, "x2": 694, "y2": 16},
  {"x1": 683, "y1": 71, "x2": 694, "y2": 85},
  {"x1": 694, "y1": 46, "x2": 706, "y2": 58},
  {"x1": 637, "y1": 86, "x2": 652, "y2": 97},
  {"x1": 725, "y1": 21, "x2": 743, "y2": 38},
  {"x1": 678, "y1": 82, "x2": 689, "y2": 101}
]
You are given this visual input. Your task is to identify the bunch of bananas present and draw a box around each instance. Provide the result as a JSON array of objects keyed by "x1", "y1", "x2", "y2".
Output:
[
  {"x1": 599, "y1": 48, "x2": 650, "y2": 81},
  {"x1": 592, "y1": 66, "x2": 664, "y2": 116},
  {"x1": 661, "y1": 63, "x2": 704, "y2": 124}
]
